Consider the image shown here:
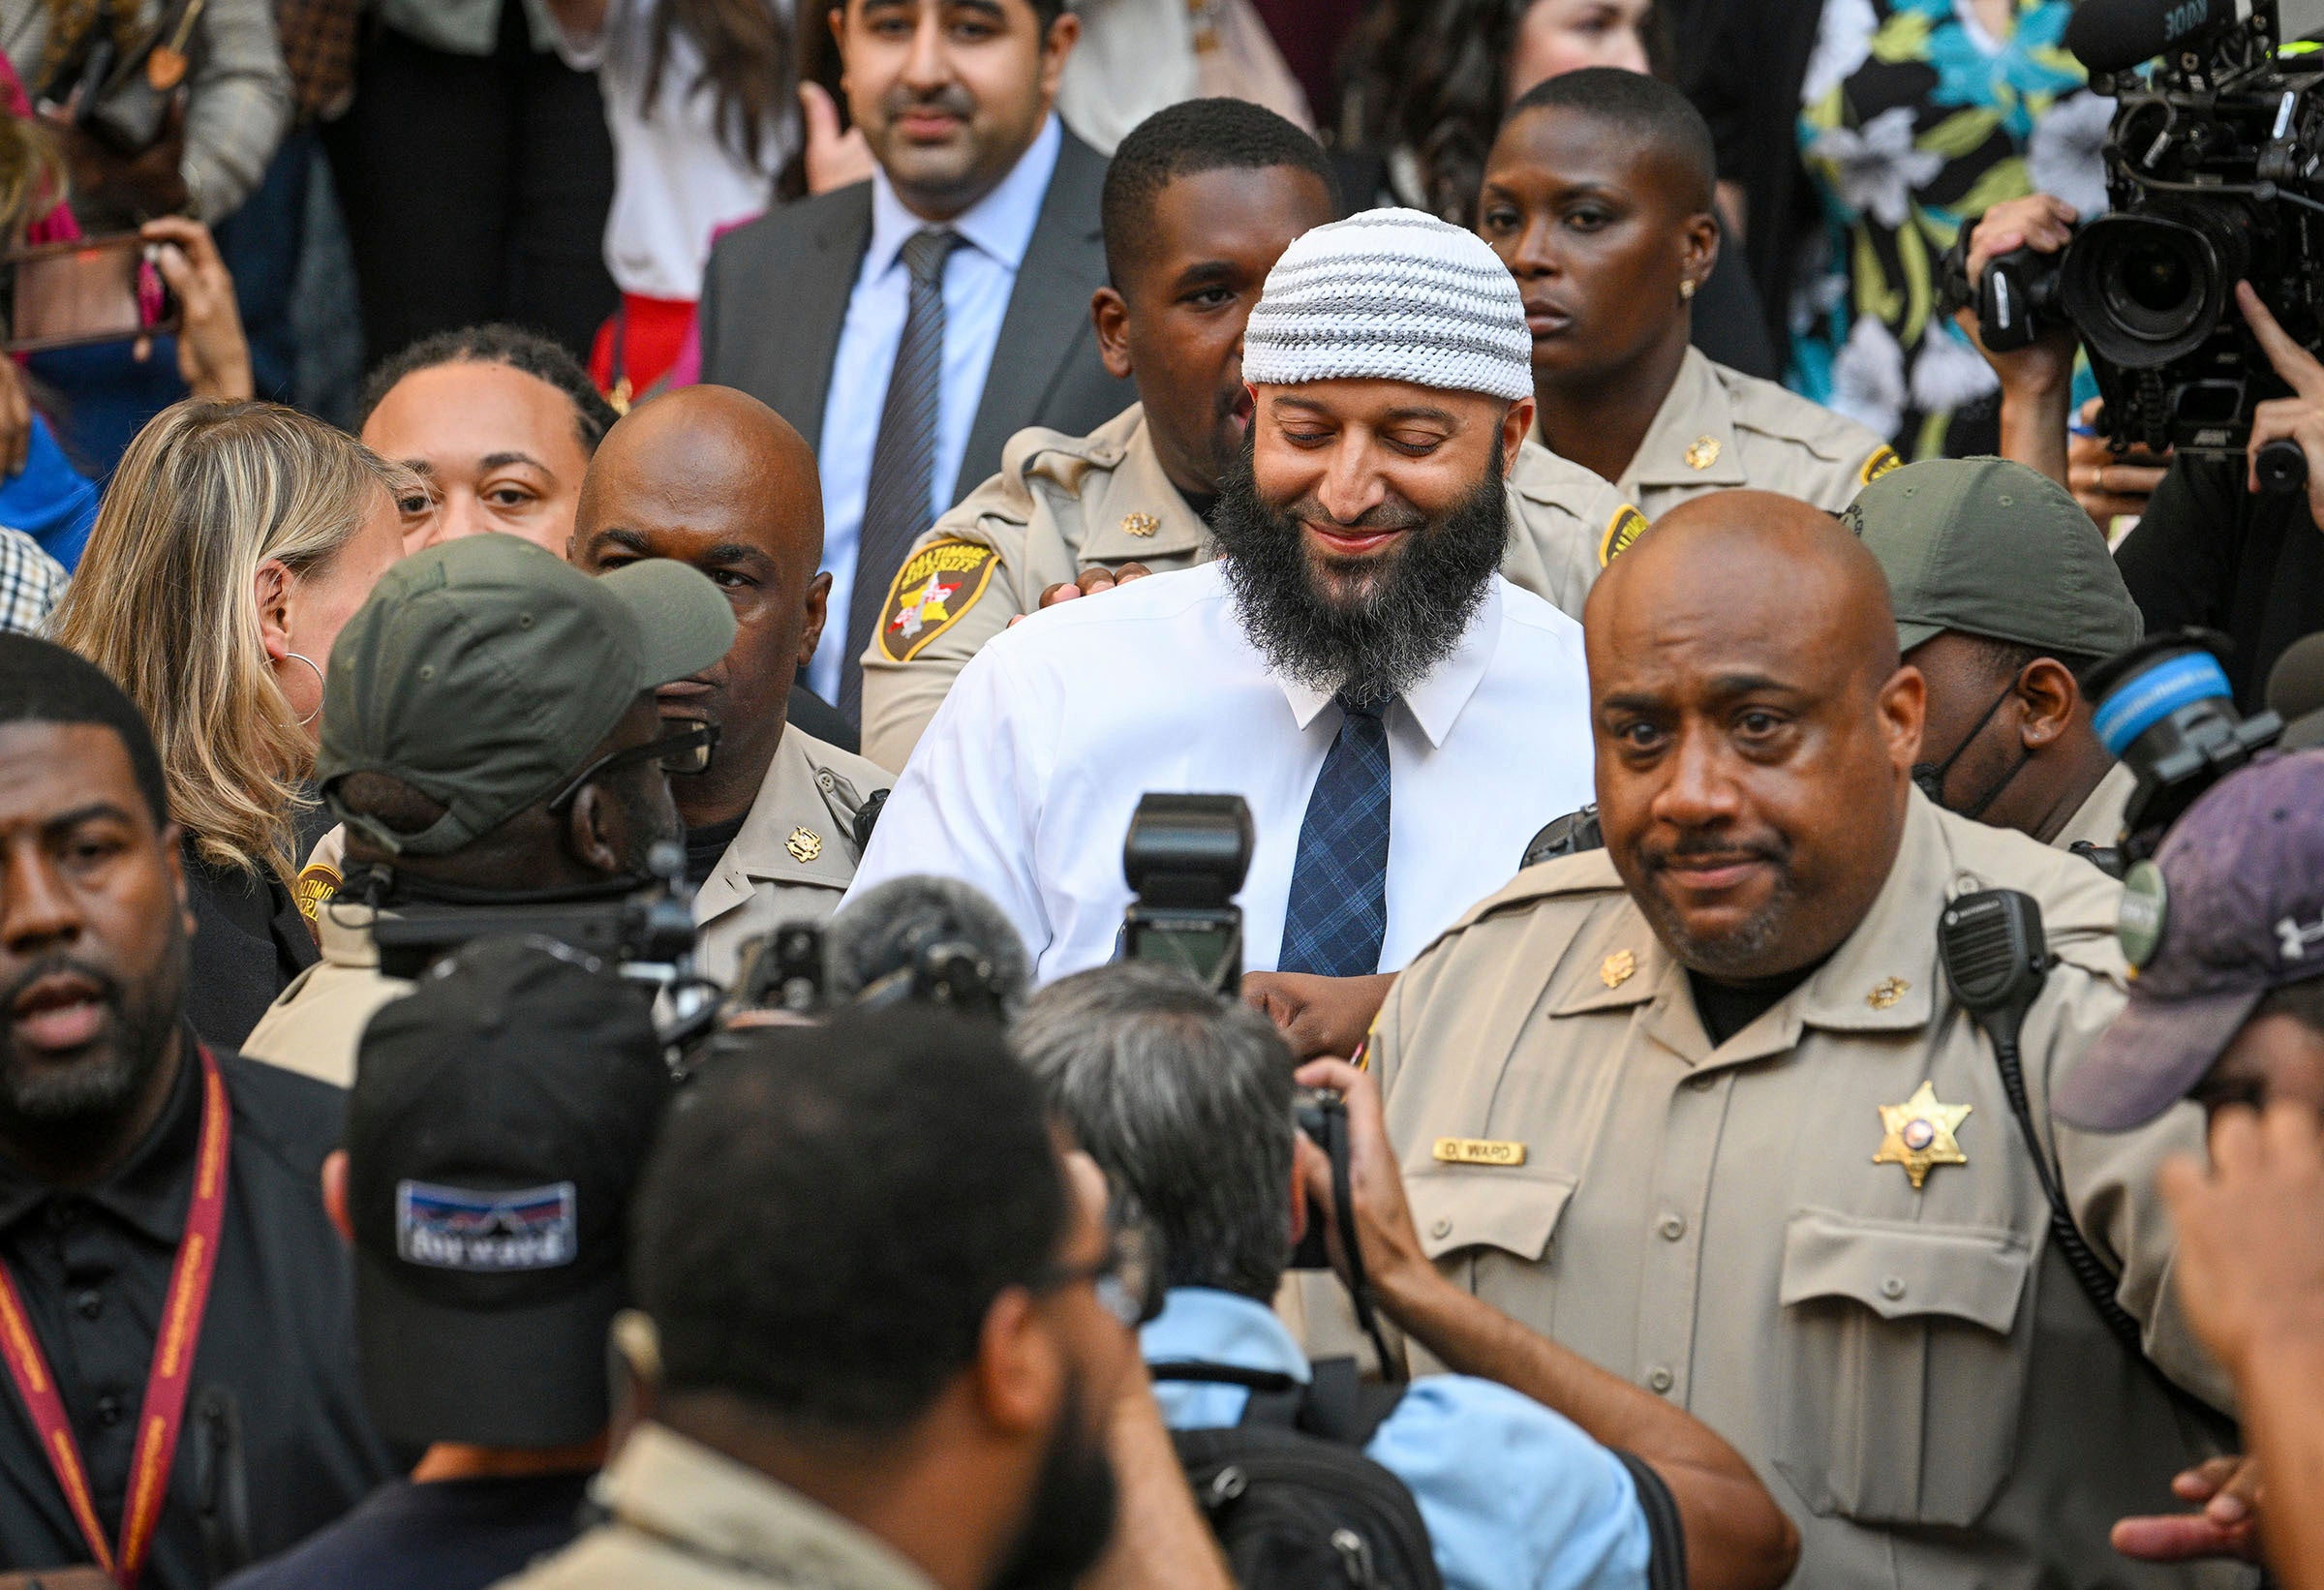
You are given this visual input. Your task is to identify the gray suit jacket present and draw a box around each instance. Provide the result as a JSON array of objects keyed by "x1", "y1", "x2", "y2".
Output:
[{"x1": 697, "y1": 129, "x2": 1132, "y2": 507}]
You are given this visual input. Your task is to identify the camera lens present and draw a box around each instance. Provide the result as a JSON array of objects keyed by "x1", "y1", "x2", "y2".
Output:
[{"x1": 2062, "y1": 211, "x2": 2239, "y2": 369}]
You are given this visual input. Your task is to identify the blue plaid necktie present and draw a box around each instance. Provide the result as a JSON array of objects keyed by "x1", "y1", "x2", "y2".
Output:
[{"x1": 1277, "y1": 694, "x2": 1391, "y2": 977}]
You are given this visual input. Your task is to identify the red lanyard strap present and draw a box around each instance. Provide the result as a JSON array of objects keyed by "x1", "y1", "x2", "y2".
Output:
[{"x1": 0, "y1": 1043, "x2": 230, "y2": 1588}]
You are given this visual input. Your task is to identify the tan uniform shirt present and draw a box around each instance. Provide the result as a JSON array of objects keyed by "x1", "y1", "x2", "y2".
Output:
[
  {"x1": 240, "y1": 904, "x2": 403, "y2": 1087},
  {"x1": 692, "y1": 727, "x2": 892, "y2": 985},
  {"x1": 494, "y1": 1423, "x2": 939, "y2": 1590},
  {"x1": 856, "y1": 402, "x2": 1639, "y2": 770},
  {"x1": 1591, "y1": 347, "x2": 1898, "y2": 522},
  {"x1": 1319, "y1": 792, "x2": 2243, "y2": 1590},
  {"x1": 2052, "y1": 761, "x2": 2137, "y2": 856}
]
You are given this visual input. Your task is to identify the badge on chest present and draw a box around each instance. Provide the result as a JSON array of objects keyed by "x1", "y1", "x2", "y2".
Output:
[{"x1": 1874, "y1": 1081, "x2": 1971, "y2": 1190}]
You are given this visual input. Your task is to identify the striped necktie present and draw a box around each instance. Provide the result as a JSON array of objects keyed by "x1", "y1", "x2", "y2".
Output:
[{"x1": 841, "y1": 226, "x2": 961, "y2": 723}]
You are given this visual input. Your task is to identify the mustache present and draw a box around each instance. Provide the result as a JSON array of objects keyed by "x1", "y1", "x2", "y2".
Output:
[
  {"x1": 1277, "y1": 493, "x2": 1429, "y2": 535},
  {"x1": 1, "y1": 955, "x2": 121, "y2": 1016},
  {"x1": 879, "y1": 83, "x2": 977, "y2": 121},
  {"x1": 1639, "y1": 834, "x2": 1790, "y2": 871}
]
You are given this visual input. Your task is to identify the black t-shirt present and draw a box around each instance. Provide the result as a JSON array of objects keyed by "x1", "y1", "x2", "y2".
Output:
[
  {"x1": 0, "y1": 1042, "x2": 392, "y2": 1589},
  {"x1": 683, "y1": 811, "x2": 749, "y2": 888},
  {"x1": 1688, "y1": 962, "x2": 1824, "y2": 1048},
  {"x1": 2114, "y1": 452, "x2": 2324, "y2": 714},
  {"x1": 216, "y1": 1473, "x2": 593, "y2": 1590}
]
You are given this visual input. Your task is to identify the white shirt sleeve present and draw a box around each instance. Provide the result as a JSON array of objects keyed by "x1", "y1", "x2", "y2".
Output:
[{"x1": 842, "y1": 640, "x2": 1057, "y2": 964}]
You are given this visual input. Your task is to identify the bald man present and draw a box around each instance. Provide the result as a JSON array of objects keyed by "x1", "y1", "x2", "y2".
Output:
[
  {"x1": 1300, "y1": 492, "x2": 2244, "y2": 1590},
  {"x1": 572, "y1": 387, "x2": 892, "y2": 982}
]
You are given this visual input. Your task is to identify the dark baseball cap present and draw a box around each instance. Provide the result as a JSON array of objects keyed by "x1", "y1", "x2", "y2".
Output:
[
  {"x1": 2056, "y1": 749, "x2": 2324, "y2": 1132},
  {"x1": 1847, "y1": 456, "x2": 2144, "y2": 658},
  {"x1": 317, "y1": 535, "x2": 735, "y2": 856},
  {"x1": 344, "y1": 935, "x2": 672, "y2": 1449}
]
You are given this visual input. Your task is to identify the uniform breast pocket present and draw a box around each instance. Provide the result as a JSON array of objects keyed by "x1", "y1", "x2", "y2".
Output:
[{"x1": 1773, "y1": 1208, "x2": 2034, "y2": 1528}]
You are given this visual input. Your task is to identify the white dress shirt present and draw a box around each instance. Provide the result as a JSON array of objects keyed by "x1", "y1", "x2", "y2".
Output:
[
  {"x1": 548, "y1": 0, "x2": 793, "y2": 302},
  {"x1": 807, "y1": 114, "x2": 1064, "y2": 702},
  {"x1": 843, "y1": 563, "x2": 1597, "y2": 983}
]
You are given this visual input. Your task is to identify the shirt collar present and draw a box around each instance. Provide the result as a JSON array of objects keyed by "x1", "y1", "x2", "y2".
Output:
[
  {"x1": 0, "y1": 1030, "x2": 204, "y2": 1244},
  {"x1": 1141, "y1": 1287, "x2": 1313, "y2": 1384},
  {"x1": 866, "y1": 113, "x2": 1062, "y2": 280},
  {"x1": 1275, "y1": 577, "x2": 1505, "y2": 749},
  {"x1": 1618, "y1": 347, "x2": 1749, "y2": 495},
  {"x1": 595, "y1": 1423, "x2": 941, "y2": 1590}
]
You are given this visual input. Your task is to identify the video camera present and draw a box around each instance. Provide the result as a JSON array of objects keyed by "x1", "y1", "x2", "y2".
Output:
[
  {"x1": 1120, "y1": 793, "x2": 1255, "y2": 994},
  {"x1": 2086, "y1": 628, "x2": 2284, "y2": 862},
  {"x1": 1964, "y1": 0, "x2": 2324, "y2": 486}
]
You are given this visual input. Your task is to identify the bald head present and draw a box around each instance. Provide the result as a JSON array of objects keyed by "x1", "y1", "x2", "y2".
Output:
[
  {"x1": 572, "y1": 384, "x2": 835, "y2": 829},
  {"x1": 1585, "y1": 489, "x2": 1925, "y2": 982}
]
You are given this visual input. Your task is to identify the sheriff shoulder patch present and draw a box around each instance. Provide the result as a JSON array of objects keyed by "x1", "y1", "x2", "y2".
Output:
[
  {"x1": 876, "y1": 539, "x2": 999, "y2": 662},
  {"x1": 292, "y1": 860, "x2": 341, "y2": 923},
  {"x1": 1860, "y1": 444, "x2": 1901, "y2": 485},
  {"x1": 1599, "y1": 504, "x2": 1650, "y2": 567}
]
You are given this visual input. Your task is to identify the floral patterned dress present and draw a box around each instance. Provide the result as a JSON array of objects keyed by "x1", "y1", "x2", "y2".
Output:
[{"x1": 1789, "y1": 0, "x2": 2111, "y2": 457}]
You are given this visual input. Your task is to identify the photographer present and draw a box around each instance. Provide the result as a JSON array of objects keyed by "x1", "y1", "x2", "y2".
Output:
[
  {"x1": 241, "y1": 534, "x2": 735, "y2": 1085},
  {"x1": 1017, "y1": 961, "x2": 1800, "y2": 1590},
  {"x1": 1961, "y1": 191, "x2": 2324, "y2": 713},
  {"x1": 2053, "y1": 749, "x2": 2324, "y2": 1572}
]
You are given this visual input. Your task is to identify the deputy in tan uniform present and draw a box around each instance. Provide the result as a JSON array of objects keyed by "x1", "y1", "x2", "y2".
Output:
[
  {"x1": 1482, "y1": 70, "x2": 1895, "y2": 523},
  {"x1": 243, "y1": 534, "x2": 735, "y2": 1085},
  {"x1": 569, "y1": 386, "x2": 889, "y2": 982},
  {"x1": 857, "y1": 98, "x2": 1639, "y2": 770},
  {"x1": 1850, "y1": 456, "x2": 2144, "y2": 858},
  {"x1": 1324, "y1": 493, "x2": 2245, "y2": 1590}
]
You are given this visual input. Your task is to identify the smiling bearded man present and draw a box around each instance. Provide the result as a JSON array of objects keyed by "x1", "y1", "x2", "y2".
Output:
[{"x1": 846, "y1": 208, "x2": 1603, "y2": 1015}]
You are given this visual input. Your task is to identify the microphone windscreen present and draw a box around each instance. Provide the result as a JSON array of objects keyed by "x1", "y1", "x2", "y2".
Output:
[
  {"x1": 823, "y1": 874, "x2": 1032, "y2": 1007},
  {"x1": 2064, "y1": 0, "x2": 2227, "y2": 74},
  {"x1": 2266, "y1": 631, "x2": 2324, "y2": 722}
]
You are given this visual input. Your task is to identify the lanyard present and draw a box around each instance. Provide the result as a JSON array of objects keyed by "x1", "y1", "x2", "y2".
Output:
[{"x1": 0, "y1": 1044, "x2": 229, "y2": 1588}]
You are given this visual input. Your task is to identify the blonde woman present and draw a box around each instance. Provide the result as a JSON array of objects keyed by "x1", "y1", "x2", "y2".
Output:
[{"x1": 52, "y1": 401, "x2": 413, "y2": 1049}]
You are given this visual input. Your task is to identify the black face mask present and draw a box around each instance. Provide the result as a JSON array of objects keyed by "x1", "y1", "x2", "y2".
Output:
[{"x1": 1911, "y1": 679, "x2": 2030, "y2": 821}]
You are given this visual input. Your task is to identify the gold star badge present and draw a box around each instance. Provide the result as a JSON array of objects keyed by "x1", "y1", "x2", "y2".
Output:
[
  {"x1": 785, "y1": 827, "x2": 823, "y2": 864},
  {"x1": 1120, "y1": 511, "x2": 1160, "y2": 537},
  {"x1": 1867, "y1": 976, "x2": 1910, "y2": 1010},
  {"x1": 1875, "y1": 1081, "x2": 1971, "y2": 1190},
  {"x1": 1601, "y1": 949, "x2": 1636, "y2": 989},
  {"x1": 1684, "y1": 435, "x2": 1721, "y2": 471}
]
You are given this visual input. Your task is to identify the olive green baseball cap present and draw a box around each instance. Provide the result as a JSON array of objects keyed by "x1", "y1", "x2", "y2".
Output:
[
  {"x1": 1844, "y1": 456, "x2": 2143, "y2": 660},
  {"x1": 317, "y1": 535, "x2": 736, "y2": 856}
]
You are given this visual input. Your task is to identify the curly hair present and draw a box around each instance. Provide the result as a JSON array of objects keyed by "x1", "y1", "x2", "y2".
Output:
[{"x1": 358, "y1": 323, "x2": 621, "y2": 456}]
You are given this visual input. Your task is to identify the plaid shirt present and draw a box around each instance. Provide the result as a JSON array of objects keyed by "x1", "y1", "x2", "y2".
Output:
[{"x1": 0, "y1": 525, "x2": 67, "y2": 634}]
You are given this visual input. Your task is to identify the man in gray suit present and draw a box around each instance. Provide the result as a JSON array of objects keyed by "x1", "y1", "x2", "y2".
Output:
[{"x1": 698, "y1": 0, "x2": 1132, "y2": 722}]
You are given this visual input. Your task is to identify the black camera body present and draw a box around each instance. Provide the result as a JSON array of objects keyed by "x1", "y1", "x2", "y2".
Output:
[
  {"x1": 1120, "y1": 793, "x2": 1254, "y2": 994},
  {"x1": 2087, "y1": 629, "x2": 2283, "y2": 858},
  {"x1": 366, "y1": 841, "x2": 699, "y2": 984},
  {"x1": 1988, "y1": 3, "x2": 2324, "y2": 474}
]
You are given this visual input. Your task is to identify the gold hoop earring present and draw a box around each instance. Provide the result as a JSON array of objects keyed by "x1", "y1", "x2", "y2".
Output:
[{"x1": 284, "y1": 651, "x2": 325, "y2": 727}]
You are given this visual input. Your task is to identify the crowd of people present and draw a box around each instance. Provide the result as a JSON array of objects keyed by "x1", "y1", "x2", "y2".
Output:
[{"x1": 7, "y1": 1, "x2": 2324, "y2": 1589}]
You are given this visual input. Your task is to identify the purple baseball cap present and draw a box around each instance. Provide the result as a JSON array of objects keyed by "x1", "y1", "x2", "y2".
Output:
[{"x1": 2057, "y1": 749, "x2": 2324, "y2": 1132}]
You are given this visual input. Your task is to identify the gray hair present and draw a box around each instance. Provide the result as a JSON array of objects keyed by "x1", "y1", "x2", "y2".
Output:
[{"x1": 1014, "y1": 963, "x2": 1296, "y2": 1300}]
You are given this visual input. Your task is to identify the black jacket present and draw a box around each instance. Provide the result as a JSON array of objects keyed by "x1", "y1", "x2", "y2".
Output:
[{"x1": 182, "y1": 847, "x2": 318, "y2": 1053}]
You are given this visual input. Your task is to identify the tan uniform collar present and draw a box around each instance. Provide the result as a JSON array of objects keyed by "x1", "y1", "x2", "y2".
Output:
[
  {"x1": 1551, "y1": 791, "x2": 1954, "y2": 1067},
  {"x1": 313, "y1": 902, "x2": 382, "y2": 969},
  {"x1": 594, "y1": 1424, "x2": 940, "y2": 1590},
  {"x1": 1076, "y1": 406, "x2": 1211, "y2": 564},
  {"x1": 2053, "y1": 761, "x2": 2137, "y2": 854},
  {"x1": 1618, "y1": 347, "x2": 1751, "y2": 498},
  {"x1": 694, "y1": 729, "x2": 862, "y2": 924}
]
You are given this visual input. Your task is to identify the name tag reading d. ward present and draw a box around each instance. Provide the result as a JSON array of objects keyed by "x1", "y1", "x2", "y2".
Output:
[{"x1": 1432, "y1": 1137, "x2": 1526, "y2": 1167}]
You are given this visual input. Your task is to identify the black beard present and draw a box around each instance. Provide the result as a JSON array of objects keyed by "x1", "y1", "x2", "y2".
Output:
[
  {"x1": 1209, "y1": 443, "x2": 1508, "y2": 705},
  {"x1": 985, "y1": 1372, "x2": 1118, "y2": 1590},
  {"x1": 0, "y1": 938, "x2": 184, "y2": 1138}
]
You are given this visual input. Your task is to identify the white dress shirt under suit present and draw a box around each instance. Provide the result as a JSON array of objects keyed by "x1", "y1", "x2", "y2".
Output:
[
  {"x1": 808, "y1": 114, "x2": 1065, "y2": 703},
  {"x1": 843, "y1": 562, "x2": 1597, "y2": 983}
]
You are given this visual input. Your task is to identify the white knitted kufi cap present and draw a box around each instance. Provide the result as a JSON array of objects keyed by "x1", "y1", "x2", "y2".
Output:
[{"x1": 1240, "y1": 207, "x2": 1533, "y2": 402}]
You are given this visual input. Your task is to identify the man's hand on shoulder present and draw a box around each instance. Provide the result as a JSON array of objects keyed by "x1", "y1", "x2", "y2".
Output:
[
  {"x1": 1242, "y1": 971, "x2": 1393, "y2": 1062},
  {"x1": 1011, "y1": 563, "x2": 1156, "y2": 627}
]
